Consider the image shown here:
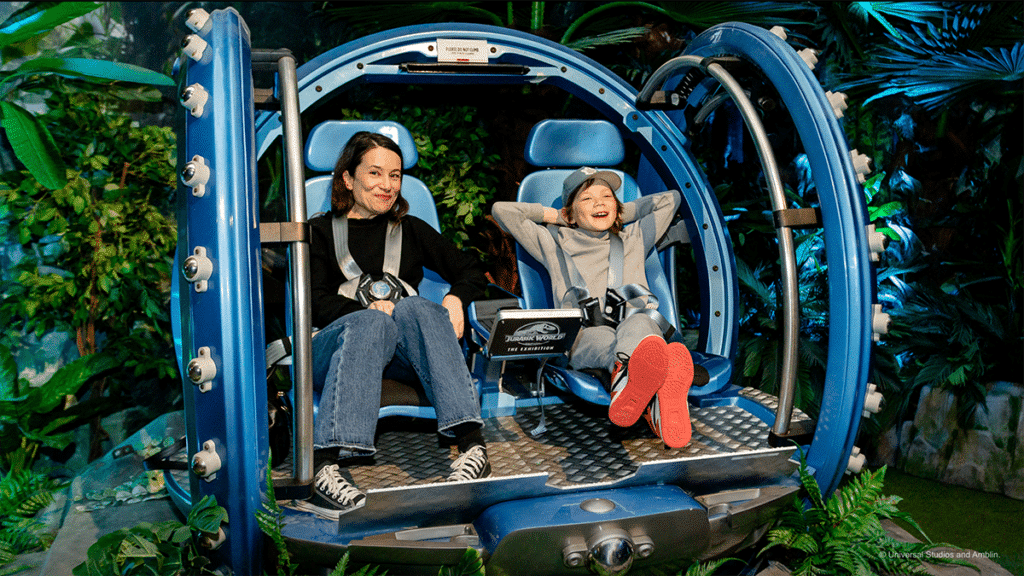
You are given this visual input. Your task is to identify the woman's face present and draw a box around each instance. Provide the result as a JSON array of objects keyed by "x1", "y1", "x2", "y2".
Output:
[
  {"x1": 342, "y1": 146, "x2": 402, "y2": 219},
  {"x1": 567, "y1": 182, "x2": 618, "y2": 233}
]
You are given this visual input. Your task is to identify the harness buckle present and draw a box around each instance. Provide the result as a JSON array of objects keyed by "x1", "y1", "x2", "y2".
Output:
[
  {"x1": 578, "y1": 296, "x2": 604, "y2": 327},
  {"x1": 604, "y1": 288, "x2": 629, "y2": 325},
  {"x1": 356, "y1": 272, "x2": 405, "y2": 307}
]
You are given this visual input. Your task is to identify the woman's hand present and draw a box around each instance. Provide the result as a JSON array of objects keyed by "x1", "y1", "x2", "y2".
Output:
[
  {"x1": 368, "y1": 299, "x2": 395, "y2": 315},
  {"x1": 442, "y1": 294, "x2": 465, "y2": 339}
]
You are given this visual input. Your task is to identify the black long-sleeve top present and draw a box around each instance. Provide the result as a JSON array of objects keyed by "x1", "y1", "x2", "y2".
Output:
[{"x1": 308, "y1": 213, "x2": 488, "y2": 329}]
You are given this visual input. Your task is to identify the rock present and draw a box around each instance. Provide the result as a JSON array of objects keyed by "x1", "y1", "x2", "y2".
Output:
[
  {"x1": 873, "y1": 425, "x2": 900, "y2": 468},
  {"x1": 899, "y1": 382, "x2": 1024, "y2": 500},
  {"x1": 1006, "y1": 395, "x2": 1024, "y2": 500},
  {"x1": 941, "y1": 428, "x2": 1008, "y2": 493},
  {"x1": 903, "y1": 386, "x2": 960, "y2": 480}
]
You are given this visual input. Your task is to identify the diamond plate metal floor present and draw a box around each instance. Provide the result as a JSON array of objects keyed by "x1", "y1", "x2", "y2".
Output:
[{"x1": 343, "y1": 387, "x2": 801, "y2": 491}]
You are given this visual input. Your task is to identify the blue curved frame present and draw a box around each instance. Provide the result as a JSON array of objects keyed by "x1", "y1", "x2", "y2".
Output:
[
  {"x1": 682, "y1": 23, "x2": 874, "y2": 496},
  {"x1": 174, "y1": 9, "x2": 267, "y2": 574},
  {"x1": 174, "y1": 13, "x2": 874, "y2": 573}
]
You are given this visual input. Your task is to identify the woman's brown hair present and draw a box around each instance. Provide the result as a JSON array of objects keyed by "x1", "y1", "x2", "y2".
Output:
[{"x1": 330, "y1": 131, "x2": 409, "y2": 220}]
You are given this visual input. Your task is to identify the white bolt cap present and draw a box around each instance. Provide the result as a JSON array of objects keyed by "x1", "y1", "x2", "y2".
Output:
[
  {"x1": 863, "y1": 383, "x2": 884, "y2": 416},
  {"x1": 847, "y1": 446, "x2": 866, "y2": 474},
  {"x1": 850, "y1": 149, "x2": 872, "y2": 183},
  {"x1": 826, "y1": 91, "x2": 849, "y2": 119},
  {"x1": 182, "y1": 34, "x2": 208, "y2": 62},
  {"x1": 799, "y1": 48, "x2": 818, "y2": 69},
  {"x1": 867, "y1": 224, "x2": 887, "y2": 261},
  {"x1": 872, "y1": 303, "x2": 891, "y2": 341},
  {"x1": 185, "y1": 8, "x2": 211, "y2": 34}
]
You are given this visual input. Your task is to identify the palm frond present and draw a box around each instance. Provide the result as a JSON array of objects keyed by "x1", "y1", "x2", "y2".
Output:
[
  {"x1": 865, "y1": 41, "x2": 1024, "y2": 109},
  {"x1": 683, "y1": 557, "x2": 737, "y2": 576},
  {"x1": 848, "y1": 1, "x2": 947, "y2": 34},
  {"x1": 322, "y1": 2, "x2": 504, "y2": 34},
  {"x1": 0, "y1": 541, "x2": 14, "y2": 567},
  {"x1": 842, "y1": 9, "x2": 1024, "y2": 110},
  {"x1": 659, "y1": 1, "x2": 810, "y2": 28},
  {"x1": 564, "y1": 27, "x2": 649, "y2": 52}
]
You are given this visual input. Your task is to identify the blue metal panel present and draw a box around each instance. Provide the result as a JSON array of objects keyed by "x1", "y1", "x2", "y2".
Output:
[
  {"x1": 684, "y1": 23, "x2": 874, "y2": 495},
  {"x1": 475, "y1": 485, "x2": 704, "y2": 553},
  {"x1": 176, "y1": 8, "x2": 267, "y2": 574}
]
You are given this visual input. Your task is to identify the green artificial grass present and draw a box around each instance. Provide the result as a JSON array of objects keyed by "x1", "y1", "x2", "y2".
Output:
[{"x1": 880, "y1": 467, "x2": 1024, "y2": 575}]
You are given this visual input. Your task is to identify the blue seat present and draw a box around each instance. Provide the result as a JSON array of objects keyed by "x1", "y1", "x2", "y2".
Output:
[
  {"x1": 272, "y1": 120, "x2": 478, "y2": 419},
  {"x1": 513, "y1": 119, "x2": 681, "y2": 405}
]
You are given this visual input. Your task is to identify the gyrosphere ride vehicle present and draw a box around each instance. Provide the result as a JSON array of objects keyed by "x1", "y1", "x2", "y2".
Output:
[{"x1": 162, "y1": 7, "x2": 889, "y2": 575}]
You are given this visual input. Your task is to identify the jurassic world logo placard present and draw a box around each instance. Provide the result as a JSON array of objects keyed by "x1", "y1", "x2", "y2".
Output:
[
  {"x1": 486, "y1": 308, "x2": 581, "y2": 358},
  {"x1": 501, "y1": 321, "x2": 568, "y2": 354}
]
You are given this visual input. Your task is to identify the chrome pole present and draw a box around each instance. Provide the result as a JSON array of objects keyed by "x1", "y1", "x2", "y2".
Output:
[
  {"x1": 701, "y1": 61, "x2": 799, "y2": 435},
  {"x1": 277, "y1": 56, "x2": 314, "y2": 484}
]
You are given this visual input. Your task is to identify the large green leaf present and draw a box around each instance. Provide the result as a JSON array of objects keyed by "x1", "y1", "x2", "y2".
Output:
[
  {"x1": 0, "y1": 345, "x2": 17, "y2": 399},
  {"x1": 22, "y1": 352, "x2": 121, "y2": 415},
  {"x1": 0, "y1": 101, "x2": 66, "y2": 190},
  {"x1": 0, "y1": 2, "x2": 101, "y2": 49},
  {"x1": 14, "y1": 57, "x2": 174, "y2": 87}
]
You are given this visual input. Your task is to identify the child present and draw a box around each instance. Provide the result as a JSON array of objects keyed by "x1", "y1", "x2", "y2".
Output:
[{"x1": 492, "y1": 167, "x2": 694, "y2": 447}]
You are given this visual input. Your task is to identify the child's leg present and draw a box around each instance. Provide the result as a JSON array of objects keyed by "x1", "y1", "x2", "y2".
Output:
[
  {"x1": 645, "y1": 342, "x2": 695, "y2": 448},
  {"x1": 567, "y1": 325, "x2": 617, "y2": 373},
  {"x1": 608, "y1": 315, "x2": 669, "y2": 427},
  {"x1": 612, "y1": 314, "x2": 663, "y2": 363}
]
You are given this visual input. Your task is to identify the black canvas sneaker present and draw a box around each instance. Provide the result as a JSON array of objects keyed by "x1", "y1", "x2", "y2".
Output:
[
  {"x1": 446, "y1": 445, "x2": 491, "y2": 481},
  {"x1": 294, "y1": 463, "x2": 366, "y2": 520}
]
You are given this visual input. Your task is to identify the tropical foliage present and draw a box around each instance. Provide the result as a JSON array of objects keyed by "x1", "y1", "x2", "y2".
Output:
[
  {"x1": 0, "y1": 2, "x2": 174, "y2": 190},
  {"x1": 1, "y1": 81, "x2": 179, "y2": 463},
  {"x1": 761, "y1": 456, "x2": 976, "y2": 576},
  {"x1": 830, "y1": 2, "x2": 1023, "y2": 436},
  {"x1": 72, "y1": 494, "x2": 227, "y2": 576},
  {"x1": 0, "y1": 349, "x2": 121, "y2": 475},
  {"x1": 0, "y1": 467, "x2": 61, "y2": 575}
]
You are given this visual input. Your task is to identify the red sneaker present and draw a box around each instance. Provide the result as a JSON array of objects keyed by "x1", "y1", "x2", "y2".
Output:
[
  {"x1": 608, "y1": 335, "x2": 669, "y2": 427},
  {"x1": 644, "y1": 342, "x2": 694, "y2": 448}
]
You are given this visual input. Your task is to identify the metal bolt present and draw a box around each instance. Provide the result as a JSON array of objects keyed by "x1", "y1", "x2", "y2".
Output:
[
  {"x1": 182, "y1": 257, "x2": 199, "y2": 279},
  {"x1": 564, "y1": 551, "x2": 585, "y2": 568}
]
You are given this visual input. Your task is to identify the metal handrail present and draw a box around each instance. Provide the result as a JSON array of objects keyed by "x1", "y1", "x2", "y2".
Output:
[{"x1": 277, "y1": 56, "x2": 315, "y2": 484}]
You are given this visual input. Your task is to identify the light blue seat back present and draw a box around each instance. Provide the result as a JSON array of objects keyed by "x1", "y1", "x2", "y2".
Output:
[{"x1": 304, "y1": 120, "x2": 447, "y2": 302}]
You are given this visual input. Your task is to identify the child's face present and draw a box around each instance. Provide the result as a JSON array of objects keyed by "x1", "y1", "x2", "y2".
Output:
[{"x1": 565, "y1": 183, "x2": 618, "y2": 233}]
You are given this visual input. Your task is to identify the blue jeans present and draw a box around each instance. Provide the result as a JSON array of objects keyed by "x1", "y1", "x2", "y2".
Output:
[{"x1": 311, "y1": 296, "x2": 482, "y2": 457}]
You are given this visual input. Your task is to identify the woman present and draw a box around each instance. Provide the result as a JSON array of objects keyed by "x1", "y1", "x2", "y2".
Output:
[
  {"x1": 492, "y1": 167, "x2": 694, "y2": 448},
  {"x1": 298, "y1": 131, "x2": 490, "y2": 520}
]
